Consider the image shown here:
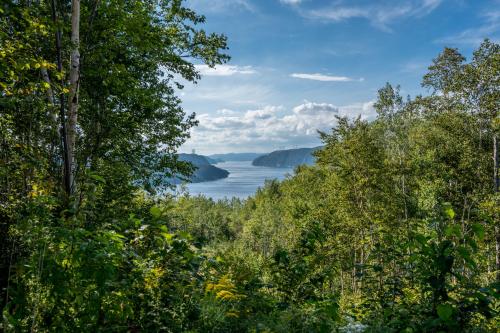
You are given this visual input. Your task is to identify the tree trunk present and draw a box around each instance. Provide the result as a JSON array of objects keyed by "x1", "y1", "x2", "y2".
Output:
[
  {"x1": 496, "y1": 226, "x2": 500, "y2": 282},
  {"x1": 494, "y1": 135, "x2": 499, "y2": 193},
  {"x1": 40, "y1": 68, "x2": 57, "y2": 122},
  {"x1": 494, "y1": 135, "x2": 499, "y2": 281},
  {"x1": 67, "y1": 0, "x2": 81, "y2": 194},
  {"x1": 50, "y1": 0, "x2": 71, "y2": 195},
  {"x1": 40, "y1": 68, "x2": 58, "y2": 135}
]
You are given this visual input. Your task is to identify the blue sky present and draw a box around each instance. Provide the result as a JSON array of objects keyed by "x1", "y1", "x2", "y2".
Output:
[{"x1": 179, "y1": 0, "x2": 499, "y2": 154}]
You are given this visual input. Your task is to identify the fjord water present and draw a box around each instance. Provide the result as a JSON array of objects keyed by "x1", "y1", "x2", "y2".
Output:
[{"x1": 180, "y1": 161, "x2": 294, "y2": 200}]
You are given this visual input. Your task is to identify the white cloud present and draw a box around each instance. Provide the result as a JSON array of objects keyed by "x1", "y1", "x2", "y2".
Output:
[
  {"x1": 339, "y1": 101, "x2": 377, "y2": 120},
  {"x1": 292, "y1": 101, "x2": 339, "y2": 115},
  {"x1": 183, "y1": 101, "x2": 376, "y2": 153},
  {"x1": 216, "y1": 109, "x2": 238, "y2": 115},
  {"x1": 187, "y1": 0, "x2": 254, "y2": 13},
  {"x1": 304, "y1": 0, "x2": 442, "y2": 31},
  {"x1": 280, "y1": 0, "x2": 303, "y2": 5},
  {"x1": 436, "y1": 11, "x2": 500, "y2": 45},
  {"x1": 291, "y1": 73, "x2": 362, "y2": 82},
  {"x1": 195, "y1": 64, "x2": 257, "y2": 76},
  {"x1": 419, "y1": 0, "x2": 443, "y2": 14}
]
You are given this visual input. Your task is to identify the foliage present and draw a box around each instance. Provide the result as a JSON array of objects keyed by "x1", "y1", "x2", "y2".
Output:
[{"x1": 1, "y1": 2, "x2": 499, "y2": 331}]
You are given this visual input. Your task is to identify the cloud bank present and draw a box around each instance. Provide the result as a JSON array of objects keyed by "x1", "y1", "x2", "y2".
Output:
[
  {"x1": 187, "y1": 0, "x2": 254, "y2": 13},
  {"x1": 302, "y1": 0, "x2": 442, "y2": 31},
  {"x1": 291, "y1": 73, "x2": 362, "y2": 82},
  {"x1": 280, "y1": 0, "x2": 303, "y2": 5},
  {"x1": 183, "y1": 101, "x2": 376, "y2": 153},
  {"x1": 436, "y1": 10, "x2": 500, "y2": 45},
  {"x1": 195, "y1": 65, "x2": 257, "y2": 76}
]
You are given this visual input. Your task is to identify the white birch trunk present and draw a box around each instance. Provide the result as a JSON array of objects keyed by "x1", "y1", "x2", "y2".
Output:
[{"x1": 67, "y1": 0, "x2": 80, "y2": 194}]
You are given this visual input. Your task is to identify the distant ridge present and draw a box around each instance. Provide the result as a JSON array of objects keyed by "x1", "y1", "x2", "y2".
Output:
[
  {"x1": 177, "y1": 153, "x2": 229, "y2": 183},
  {"x1": 205, "y1": 156, "x2": 221, "y2": 164},
  {"x1": 208, "y1": 152, "x2": 264, "y2": 162},
  {"x1": 252, "y1": 147, "x2": 321, "y2": 168}
]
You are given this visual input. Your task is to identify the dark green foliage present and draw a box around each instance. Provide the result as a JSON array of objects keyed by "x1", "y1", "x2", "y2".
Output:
[
  {"x1": 177, "y1": 154, "x2": 230, "y2": 183},
  {"x1": 252, "y1": 147, "x2": 320, "y2": 168}
]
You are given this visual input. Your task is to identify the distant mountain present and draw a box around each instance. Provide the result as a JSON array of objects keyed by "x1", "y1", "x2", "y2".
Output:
[
  {"x1": 177, "y1": 154, "x2": 229, "y2": 183},
  {"x1": 205, "y1": 156, "x2": 222, "y2": 164},
  {"x1": 208, "y1": 153, "x2": 264, "y2": 162},
  {"x1": 252, "y1": 147, "x2": 321, "y2": 168},
  {"x1": 179, "y1": 153, "x2": 211, "y2": 166}
]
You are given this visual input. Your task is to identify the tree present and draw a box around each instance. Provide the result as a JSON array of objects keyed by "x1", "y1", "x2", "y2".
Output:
[{"x1": 1, "y1": 0, "x2": 230, "y2": 329}]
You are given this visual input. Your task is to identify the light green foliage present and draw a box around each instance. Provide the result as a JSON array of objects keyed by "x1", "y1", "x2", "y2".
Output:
[{"x1": 155, "y1": 40, "x2": 499, "y2": 332}]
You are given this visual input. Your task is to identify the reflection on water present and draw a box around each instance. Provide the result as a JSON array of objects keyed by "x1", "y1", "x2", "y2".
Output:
[{"x1": 177, "y1": 161, "x2": 294, "y2": 200}]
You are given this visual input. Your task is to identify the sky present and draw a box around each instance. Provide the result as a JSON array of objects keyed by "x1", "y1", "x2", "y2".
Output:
[{"x1": 178, "y1": 0, "x2": 500, "y2": 155}]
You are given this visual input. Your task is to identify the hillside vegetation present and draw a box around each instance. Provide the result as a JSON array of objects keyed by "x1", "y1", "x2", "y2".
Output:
[
  {"x1": 0, "y1": 0, "x2": 499, "y2": 331},
  {"x1": 178, "y1": 154, "x2": 229, "y2": 183},
  {"x1": 252, "y1": 147, "x2": 320, "y2": 168}
]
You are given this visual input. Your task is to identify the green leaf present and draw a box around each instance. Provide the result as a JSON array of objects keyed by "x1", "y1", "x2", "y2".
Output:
[
  {"x1": 437, "y1": 303, "x2": 453, "y2": 320},
  {"x1": 89, "y1": 174, "x2": 106, "y2": 183},
  {"x1": 178, "y1": 231, "x2": 191, "y2": 240},
  {"x1": 457, "y1": 246, "x2": 477, "y2": 269},
  {"x1": 442, "y1": 203, "x2": 455, "y2": 219},
  {"x1": 150, "y1": 205, "x2": 162, "y2": 218},
  {"x1": 162, "y1": 232, "x2": 174, "y2": 241},
  {"x1": 471, "y1": 223, "x2": 485, "y2": 240},
  {"x1": 414, "y1": 234, "x2": 427, "y2": 245},
  {"x1": 456, "y1": 246, "x2": 470, "y2": 259},
  {"x1": 445, "y1": 225, "x2": 461, "y2": 237}
]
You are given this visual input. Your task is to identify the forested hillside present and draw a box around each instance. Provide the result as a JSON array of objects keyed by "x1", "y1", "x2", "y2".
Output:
[
  {"x1": 1, "y1": 0, "x2": 499, "y2": 332},
  {"x1": 178, "y1": 154, "x2": 229, "y2": 182},
  {"x1": 252, "y1": 147, "x2": 320, "y2": 168}
]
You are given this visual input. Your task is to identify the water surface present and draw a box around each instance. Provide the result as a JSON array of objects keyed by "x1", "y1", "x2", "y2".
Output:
[{"x1": 178, "y1": 161, "x2": 293, "y2": 200}]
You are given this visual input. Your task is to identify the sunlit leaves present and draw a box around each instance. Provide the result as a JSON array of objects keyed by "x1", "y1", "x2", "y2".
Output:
[
  {"x1": 436, "y1": 303, "x2": 453, "y2": 321},
  {"x1": 442, "y1": 202, "x2": 455, "y2": 220},
  {"x1": 149, "y1": 205, "x2": 162, "y2": 219}
]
